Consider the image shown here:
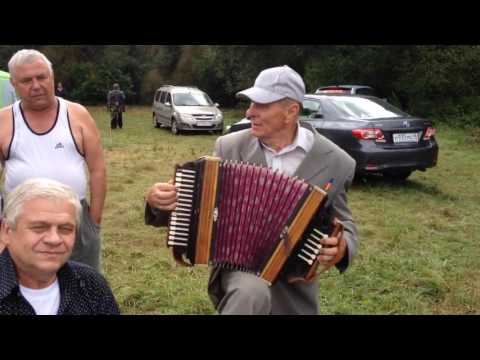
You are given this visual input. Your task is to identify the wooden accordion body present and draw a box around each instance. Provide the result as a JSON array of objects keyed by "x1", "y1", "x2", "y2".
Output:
[{"x1": 167, "y1": 156, "x2": 339, "y2": 285}]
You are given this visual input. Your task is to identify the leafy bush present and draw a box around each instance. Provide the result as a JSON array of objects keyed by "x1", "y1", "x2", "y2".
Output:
[{"x1": 2, "y1": 45, "x2": 480, "y2": 119}]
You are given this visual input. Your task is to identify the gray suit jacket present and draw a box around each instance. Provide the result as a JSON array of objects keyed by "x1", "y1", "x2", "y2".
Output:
[{"x1": 145, "y1": 122, "x2": 359, "y2": 314}]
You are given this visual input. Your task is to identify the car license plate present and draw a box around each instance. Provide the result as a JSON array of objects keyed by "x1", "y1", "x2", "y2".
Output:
[
  {"x1": 393, "y1": 132, "x2": 418, "y2": 143},
  {"x1": 197, "y1": 121, "x2": 212, "y2": 127}
]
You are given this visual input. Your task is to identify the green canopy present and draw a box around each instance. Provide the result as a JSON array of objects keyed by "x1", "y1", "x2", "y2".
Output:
[
  {"x1": 0, "y1": 70, "x2": 17, "y2": 107},
  {"x1": 0, "y1": 70, "x2": 11, "y2": 79}
]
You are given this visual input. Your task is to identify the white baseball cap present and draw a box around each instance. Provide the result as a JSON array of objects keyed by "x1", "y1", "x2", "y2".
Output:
[{"x1": 236, "y1": 65, "x2": 305, "y2": 104}]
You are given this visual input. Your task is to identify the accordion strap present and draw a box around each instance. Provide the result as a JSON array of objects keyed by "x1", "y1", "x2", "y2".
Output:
[
  {"x1": 172, "y1": 248, "x2": 193, "y2": 267},
  {"x1": 287, "y1": 220, "x2": 344, "y2": 284}
]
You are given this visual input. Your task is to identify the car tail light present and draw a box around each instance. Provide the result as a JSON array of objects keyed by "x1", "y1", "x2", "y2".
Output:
[
  {"x1": 423, "y1": 126, "x2": 436, "y2": 140},
  {"x1": 322, "y1": 89, "x2": 346, "y2": 93},
  {"x1": 365, "y1": 162, "x2": 379, "y2": 170},
  {"x1": 352, "y1": 128, "x2": 385, "y2": 141}
]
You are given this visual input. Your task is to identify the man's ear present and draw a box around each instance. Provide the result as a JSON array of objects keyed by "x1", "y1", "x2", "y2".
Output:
[
  {"x1": 286, "y1": 102, "x2": 300, "y2": 123},
  {"x1": 0, "y1": 220, "x2": 12, "y2": 246}
]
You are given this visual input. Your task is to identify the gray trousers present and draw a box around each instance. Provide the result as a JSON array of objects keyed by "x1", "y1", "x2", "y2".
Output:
[
  {"x1": 70, "y1": 199, "x2": 102, "y2": 271},
  {"x1": 211, "y1": 269, "x2": 319, "y2": 315}
]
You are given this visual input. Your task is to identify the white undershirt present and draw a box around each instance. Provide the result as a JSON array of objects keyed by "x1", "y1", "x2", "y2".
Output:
[
  {"x1": 261, "y1": 125, "x2": 314, "y2": 176},
  {"x1": 19, "y1": 279, "x2": 61, "y2": 315}
]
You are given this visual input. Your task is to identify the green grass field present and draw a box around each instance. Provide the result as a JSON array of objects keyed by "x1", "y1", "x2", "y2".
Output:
[{"x1": 90, "y1": 106, "x2": 479, "y2": 315}]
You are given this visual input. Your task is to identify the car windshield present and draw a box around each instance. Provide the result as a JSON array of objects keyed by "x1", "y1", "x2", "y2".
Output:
[
  {"x1": 324, "y1": 96, "x2": 407, "y2": 120},
  {"x1": 302, "y1": 99, "x2": 323, "y2": 116},
  {"x1": 173, "y1": 92, "x2": 213, "y2": 106}
]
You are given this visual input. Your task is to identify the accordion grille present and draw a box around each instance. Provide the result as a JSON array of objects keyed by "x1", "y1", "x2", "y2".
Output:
[{"x1": 211, "y1": 161, "x2": 310, "y2": 275}]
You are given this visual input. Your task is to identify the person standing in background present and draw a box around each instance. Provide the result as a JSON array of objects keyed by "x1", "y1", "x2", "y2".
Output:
[
  {"x1": 107, "y1": 83, "x2": 126, "y2": 129},
  {"x1": 55, "y1": 82, "x2": 67, "y2": 98}
]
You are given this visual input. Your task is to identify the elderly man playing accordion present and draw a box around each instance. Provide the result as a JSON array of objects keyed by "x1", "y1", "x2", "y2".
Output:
[{"x1": 145, "y1": 66, "x2": 359, "y2": 315}]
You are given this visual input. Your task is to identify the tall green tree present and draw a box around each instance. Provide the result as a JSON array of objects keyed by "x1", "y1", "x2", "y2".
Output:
[{"x1": 1, "y1": 44, "x2": 479, "y2": 126}]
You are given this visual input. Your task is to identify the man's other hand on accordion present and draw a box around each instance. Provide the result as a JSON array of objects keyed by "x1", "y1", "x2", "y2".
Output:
[
  {"x1": 316, "y1": 218, "x2": 347, "y2": 273},
  {"x1": 146, "y1": 181, "x2": 178, "y2": 211}
]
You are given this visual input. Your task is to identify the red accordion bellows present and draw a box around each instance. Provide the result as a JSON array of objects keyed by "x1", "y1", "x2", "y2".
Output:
[{"x1": 213, "y1": 161, "x2": 309, "y2": 271}]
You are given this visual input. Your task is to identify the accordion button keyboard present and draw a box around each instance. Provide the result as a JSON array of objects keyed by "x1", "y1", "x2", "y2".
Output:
[
  {"x1": 178, "y1": 193, "x2": 193, "y2": 200},
  {"x1": 298, "y1": 254, "x2": 314, "y2": 265},
  {"x1": 170, "y1": 216, "x2": 190, "y2": 225},
  {"x1": 168, "y1": 241, "x2": 190, "y2": 247},
  {"x1": 175, "y1": 174, "x2": 195, "y2": 182},
  {"x1": 168, "y1": 169, "x2": 197, "y2": 248},
  {"x1": 304, "y1": 243, "x2": 320, "y2": 254},
  {"x1": 171, "y1": 211, "x2": 190, "y2": 218},
  {"x1": 313, "y1": 229, "x2": 327, "y2": 237},
  {"x1": 169, "y1": 234, "x2": 189, "y2": 241},
  {"x1": 177, "y1": 188, "x2": 194, "y2": 194},
  {"x1": 300, "y1": 248, "x2": 317, "y2": 260},
  {"x1": 297, "y1": 227, "x2": 327, "y2": 265},
  {"x1": 170, "y1": 231, "x2": 188, "y2": 238},
  {"x1": 169, "y1": 229, "x2": 189, "y2": 237},
  {"x1": 177, "y1": 179, "x2": 194, "y2": 187}
]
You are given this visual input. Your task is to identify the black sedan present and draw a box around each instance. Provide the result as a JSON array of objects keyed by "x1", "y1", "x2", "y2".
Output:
[{"x1": 227, "y1": 94, "x2": 439, "y2": 180}]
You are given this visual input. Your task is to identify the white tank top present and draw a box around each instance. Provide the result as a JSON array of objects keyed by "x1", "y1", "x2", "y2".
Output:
[{"x1": 4, "y1": 97, "x2": 87, "y2": 199}]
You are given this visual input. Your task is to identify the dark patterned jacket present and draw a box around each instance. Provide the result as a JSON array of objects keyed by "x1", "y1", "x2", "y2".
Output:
[{"x1": 0, "y1": 250, "x2": 120, "y2": 315}]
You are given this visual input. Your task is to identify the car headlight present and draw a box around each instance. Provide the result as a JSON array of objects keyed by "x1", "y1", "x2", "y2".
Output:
[
  {"x1": 216, "y1": 113, "x2": 223, "y2": 121},
  {"x1": 180, "y1": 114, "x2": 194, "y2": 121}
]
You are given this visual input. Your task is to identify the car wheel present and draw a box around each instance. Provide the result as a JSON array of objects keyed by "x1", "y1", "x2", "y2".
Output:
[
  {"x1": 171, "y1": 119, "x2": 179, "y2": 135},
  {"x1": 383, "y1": 169, "x2": 412, "y2": 181},
  {"x1": 353, "y1": 172, "x2": 367, "y2": 184},
  {"x1": 153, "y1": 114, "x2": 160, "y2": 128}
]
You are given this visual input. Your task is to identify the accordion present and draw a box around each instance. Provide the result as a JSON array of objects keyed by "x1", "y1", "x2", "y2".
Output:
[{"x1": 167, "y1": 156, "x2": 342, "y2": 285}]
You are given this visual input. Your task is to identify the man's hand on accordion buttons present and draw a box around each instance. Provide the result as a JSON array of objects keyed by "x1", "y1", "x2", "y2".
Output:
[
  {"x1": 146, "y1": 181, "x2": 178, "y2": 211},
  {"x1": 317, "y1": 223, "x2": 347, "y2": 271}
]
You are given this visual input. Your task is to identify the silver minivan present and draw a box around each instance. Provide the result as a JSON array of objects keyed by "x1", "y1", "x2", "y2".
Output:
[{"x1": 153, "y1": 85, "x2": 224, "y2": 135}]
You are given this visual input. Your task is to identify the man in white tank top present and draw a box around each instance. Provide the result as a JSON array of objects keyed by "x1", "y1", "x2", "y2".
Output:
[{"x1": 0, "y1": 49, "x2": 106, "y2": 271}]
